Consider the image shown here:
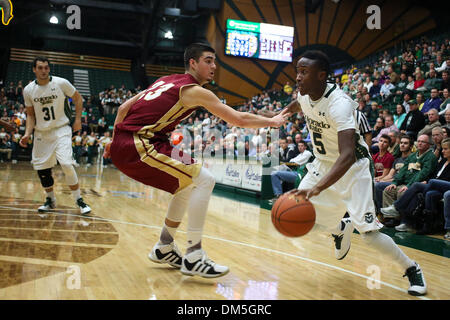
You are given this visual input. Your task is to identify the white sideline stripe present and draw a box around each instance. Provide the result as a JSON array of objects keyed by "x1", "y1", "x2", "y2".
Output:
[{"x1": 0, "y1": 205, "x2": 430, "y2": 300}]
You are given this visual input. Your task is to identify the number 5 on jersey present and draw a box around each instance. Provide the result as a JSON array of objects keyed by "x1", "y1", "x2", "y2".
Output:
[
  {"x1": 139, "y1": 81, "x2": 174, "y2": 101},
  {"x1": 312, "y1": 132, "x2": 326, "y2": 155}
]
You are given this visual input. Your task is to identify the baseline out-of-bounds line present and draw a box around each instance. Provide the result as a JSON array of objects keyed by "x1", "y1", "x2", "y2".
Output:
[{"x1": 0, "y1": 205, "x2": 431, "y2": 300}]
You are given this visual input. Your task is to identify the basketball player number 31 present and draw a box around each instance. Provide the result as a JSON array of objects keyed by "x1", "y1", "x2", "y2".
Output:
[{"x1": 139, "y1": 81, "x2": 174, "y2": 101}]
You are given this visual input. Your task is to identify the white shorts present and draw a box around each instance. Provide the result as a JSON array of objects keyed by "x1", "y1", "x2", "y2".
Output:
[
  {"x1": 299, "y1": 158, "x2": 383, "y2": 233},
  {"x1": 32, "y1": 125, "x2": 74, "y2": 170}
]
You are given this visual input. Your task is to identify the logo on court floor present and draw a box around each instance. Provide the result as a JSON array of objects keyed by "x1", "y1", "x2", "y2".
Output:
[
  {"x1": 365, "y1": 212, "x2": 374, "y2": 223},
  {"x1": 0, "y1": 0, "x2": 13, "y2": 25}
]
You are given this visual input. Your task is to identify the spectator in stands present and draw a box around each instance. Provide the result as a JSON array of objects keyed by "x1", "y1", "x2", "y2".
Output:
[
  {"x1": 88, "y1": 115, "x2": 98, "y2": 134},
  {"x1": 440, "y1": 71, "x2": 449, "y2": 93},
  {"x1": 283, "y1": 82, "x2": 293, "y2": 95},
  {"x1": 387, "y1": 130, "x2": 401, "y2": 158},
  {"x1": 363, "y1": 76, "x2": 373, "y2": 92},
  {"x1": 431, "y1": 126, "x2": 445, "y2": 161},
  {"x1": 395, "y1": 73, "x2": 408, "y2": 96},
  {"x1": 357, "y1": 99, "x2": 370, "y2": 117},
  {"x1": 372, "y1": 117, "x2": 385, "y2": 140},
  {"x1": 416, "y1": 92, "x2": 425, "y2": 111},
  {"x1": 371, "y1": 113, "x2": 398, "y2": 152},
  {"x1": 381, "y1": 134, "x2": 437, "y2": 221},
  {"x1": 414, "y1": 71, "x2": 425, "y2": 90},
  {"x1": 97, "y1": 116, "x2": 107, "y2": 136},
  {"x1": 436, "y1": 57, "x2": 449, "y2": 73},
  {"x1": 0, "y1": 127, "x2": 11, "y2": 142},
  {"x1": 10, "y1": 127, "x2": 21, "y2": 164},
  {"x1": 400, "y1": 99, "x2": 426, "y2": 140},
  {"x1": 439, "y1": 88, "x2": 449, "y2": 116},
  {"x1": 394, "y1": 104, "x2": 407, "y2": 129},
  {"x1": 419, "y1": 69, "x2": 440, "y2": 92},
  {"x1": 403, "y1": 90, "x2": 413, "y2": 113},
  {"x1": 98, "y1": 131, "x2": 112, "y2": 168},
  {"x1": 382, "y1": 138, "x2": 450, "y2": 235},
  {"x1": 380, "y1": 77, "x2": 395, "y2": 101},
  {"x1": 278, "y1": 138, "x2": 296, "y2": 163},
  {"x1": 374, "y1": 134, "x2": 413, "y2": 211},
  {"x1": 81, "y1": 117, "x2": 89, "y2": 134},
  {"x1": 405, "y1": 75, "x2": 415, "y2": 92},
  {"x1": 367, "y1": 102, "x2": 379, "y2": 127},
  {"x1": 6, "y1": 82, "x2": 16, "y2": 103},
  {"x1": 369, "y1": 79, "x2": 381, "y2": 98},
  {"x1": 0, "y1": 136, "x2": 12, "y2": 162},
  {"x1": 387, "y1": 65, "x2": 399, "y2": 84},
  {"x1": 373, "y1": 134, "x2": 395, "y2": 180},
  {"x1": 84, "y1": 131, "x2": 98, "y2": 167},
  {"x1": 418, "y1": 109, "x2": 442, "y2": 137},
  {"x1": 421, "y1": 88, "x2": 442, "y2": 115}
]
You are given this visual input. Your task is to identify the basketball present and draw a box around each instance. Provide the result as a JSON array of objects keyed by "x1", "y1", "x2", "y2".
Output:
[{"x1": 271, "y1": 193, "x2": 316, "y2": 237}]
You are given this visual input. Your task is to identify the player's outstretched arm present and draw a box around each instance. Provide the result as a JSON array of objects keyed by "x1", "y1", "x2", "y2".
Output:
[
  {"x1": 0, "y1": 119, "x2": 15, "y2": 132},
  {"x1": 181, "y1": 86, "x2": 291, "y2": 128},
  {"x1": 258, "y1": 99, "x2": 302, "y2": 118}
]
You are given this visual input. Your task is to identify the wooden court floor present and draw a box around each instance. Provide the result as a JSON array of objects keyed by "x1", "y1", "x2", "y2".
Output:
[{"x1": 0, "y1": 162, "x2": 449, "y2": 300}]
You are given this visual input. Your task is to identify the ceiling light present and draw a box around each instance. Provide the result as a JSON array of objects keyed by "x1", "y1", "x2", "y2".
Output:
[
  {"x1": 50, "y1": 15, "x2": 59, "y2": 24},
  {"x1": 164, "y1": 31, "x2": 173, "y2": 39}
]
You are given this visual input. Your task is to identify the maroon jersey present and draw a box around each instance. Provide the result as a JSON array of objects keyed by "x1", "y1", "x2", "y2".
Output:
[{"x1": 116, "y1": 73, "x2": 200, "y2": 135}]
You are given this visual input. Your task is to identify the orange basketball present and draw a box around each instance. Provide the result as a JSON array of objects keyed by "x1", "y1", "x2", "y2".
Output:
[
  {"x1": 271, "y1": 193, "x2": 316, "y2": 237},
  {"x1": 171, "y1": 132, "x2": 183, "y2": 145}
]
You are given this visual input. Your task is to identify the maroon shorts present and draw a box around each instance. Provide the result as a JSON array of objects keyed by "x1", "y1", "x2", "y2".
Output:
[{"x1": 110, "y1": 129, "x2": 201, "y2": 194}]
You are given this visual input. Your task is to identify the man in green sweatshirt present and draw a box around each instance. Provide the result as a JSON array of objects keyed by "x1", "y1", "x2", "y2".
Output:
[{"x1": 380, "y1": 134, "x2": 437, "y2": 218}]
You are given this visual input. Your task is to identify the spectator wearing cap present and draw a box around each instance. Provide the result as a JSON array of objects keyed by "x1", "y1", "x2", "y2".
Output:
[
  {"x1": 399, "y1": 99, "x2": 426, "y2": 140},
  {"x1": 421, "y1": 88, "x2": 442, "y2": 115},
  {"x1": 380, "y1": 77, "x2": 395, "y2": 101}
]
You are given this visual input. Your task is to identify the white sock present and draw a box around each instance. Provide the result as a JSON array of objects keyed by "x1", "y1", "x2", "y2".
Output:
[
  {"x1": 71, "y1": 189, "x2": 81, "y2": 202},
  {"x1": 186, "y1": 168, "x2": 215, "y2": 251},
  {"x1": 46, "y1": 190, "x2": 56, "y2": 201},
  {"x1": 160, "y1": 185, "x2": 194, "y2": 244},
  {"x1": 361, "y1": 231, "x2": 415, "y2": 270}
]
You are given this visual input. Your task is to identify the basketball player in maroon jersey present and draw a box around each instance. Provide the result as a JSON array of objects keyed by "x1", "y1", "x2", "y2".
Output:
[{"x1": 104, "y1": 43, "x2": 290, "y2": 278}]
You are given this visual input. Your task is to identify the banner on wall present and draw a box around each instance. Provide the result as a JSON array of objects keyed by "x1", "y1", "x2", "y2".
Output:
[{"x1": 242, "y1": 164, "x2": 262, "y2": 191}]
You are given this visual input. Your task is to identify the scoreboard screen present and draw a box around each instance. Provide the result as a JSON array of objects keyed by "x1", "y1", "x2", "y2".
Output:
[{"x1": 225, "y1": 19, "x2": 294, "y2": 63}]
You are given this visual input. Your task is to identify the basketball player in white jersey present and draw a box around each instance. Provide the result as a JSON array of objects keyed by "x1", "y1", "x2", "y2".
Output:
[
  {"x1": 19, "y1": 56, "x2": 91, "y2": 215},
  {"x1": 264, "y1": 51, "x2": 426, "y2": 296}
]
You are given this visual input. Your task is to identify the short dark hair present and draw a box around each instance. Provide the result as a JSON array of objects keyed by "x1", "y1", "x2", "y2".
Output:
[
  {"x1": 184, "y1": 43, "x2": 215, "y2": 70},
  {"x1": 299, "y1": 50, "x2": 331, "y2": 77},
  {"x1": 33, "y1": 56, "x2": 51, "y2": 68},
  {"x1": 298, "y1": 141, "x2": 308, "y2": 148},
  {"x1": 400, "y1": 133, "x2": 413, "y2": 146},
  {"x1": 380, "y1": 134, "x2": 391, "y2": 144}
]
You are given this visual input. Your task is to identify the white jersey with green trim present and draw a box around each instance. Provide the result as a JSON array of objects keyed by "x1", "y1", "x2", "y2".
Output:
[
  {"x1": 23, "y1": 76, "x2": 76, "y2": 131},
  {"x1": 297, "y1": 83, "x2": 368, "y2": 163}
]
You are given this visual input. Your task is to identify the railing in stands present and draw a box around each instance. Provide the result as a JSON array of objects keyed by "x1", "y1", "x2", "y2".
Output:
[
  {"x1": 145, "y1": 64, "x2": 185, "y2": 77},
  {"x1": 10, "y1": 48, "x2": 131, "y2": 72}
]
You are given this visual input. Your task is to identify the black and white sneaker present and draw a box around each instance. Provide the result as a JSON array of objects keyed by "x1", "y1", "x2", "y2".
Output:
[
  {"x1": 403, "y1": 263, "x2": 427, "y2": 296},
  {"x1": 148, "y1": 242, "x2": 183, "y2": 268},
  {"x1": 180, "y1": 249, "x2": 229, "y2": 278},
  {"x1": 38, "y1": 197, "x2": 56, "y2": 212},
  {"x1": 332, "y1": 218, "x2": 354, "y2": 260},
  {"x1": 77, "y1": 198, "x2": 91, "y2": 215}
]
